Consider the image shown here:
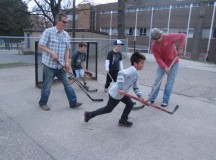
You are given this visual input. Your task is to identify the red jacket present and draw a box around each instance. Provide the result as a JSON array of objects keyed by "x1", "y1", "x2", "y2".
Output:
[{"x1": 151, "y1": 33, "x2": 186, "y2": 69}]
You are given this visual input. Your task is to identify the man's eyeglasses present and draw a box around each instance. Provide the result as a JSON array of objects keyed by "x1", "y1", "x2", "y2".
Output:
[{"x1": 61, "y1": 20, "x2": 68, "y2": 24}]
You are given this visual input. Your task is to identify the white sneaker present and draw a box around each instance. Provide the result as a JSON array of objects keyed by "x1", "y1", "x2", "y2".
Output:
[{"x1": 161, "y1": 102, "x2": 168, "y2": 107}]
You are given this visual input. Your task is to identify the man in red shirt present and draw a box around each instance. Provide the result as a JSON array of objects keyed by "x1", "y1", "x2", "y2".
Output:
[{"x1": 148, "y1": 28, "x2": 186, "y2": 107}]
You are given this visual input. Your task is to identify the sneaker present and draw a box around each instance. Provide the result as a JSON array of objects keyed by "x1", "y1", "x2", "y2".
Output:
[
  {"x1": 39, "y1": 104, "x2": 50, "y2": 111},
  {"x1": 118, "y1": 119, "x2": 133, "y2": 127},
  {"x1": 70, "y1": 102, "x2": 83, "y2": 108},
  {"x1": 146, "y1": 100, "x2": 154, "y2": 106},
  {"x1": 161, "y1": 102, "x2": 168, "y2": 107},
  {"x1": 84, "y1": 111, "x2": 91, "y2": 123},
  {"x1": 104, "y1": 88, "x2": 108, "y2": 92}
]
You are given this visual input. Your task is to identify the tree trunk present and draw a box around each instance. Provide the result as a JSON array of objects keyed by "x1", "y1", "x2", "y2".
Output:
[
  {"x1": 117, "y1": 0, "x2": 125, "y2": 39},
  {"x1": 191, "y1": 0, "x2": 208, "y2": 60}
]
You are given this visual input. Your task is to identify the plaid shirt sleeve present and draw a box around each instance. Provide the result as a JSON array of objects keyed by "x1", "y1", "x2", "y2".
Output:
[
  {"x1": 39, "y1": 29, "x2": 49, "y2": 46},
  {"x1": 65, "y1": 32, "x2": 70, "y2": 50}
]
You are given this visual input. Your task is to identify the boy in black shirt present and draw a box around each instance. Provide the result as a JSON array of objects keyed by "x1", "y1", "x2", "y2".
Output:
[
  {"x1": 104, "y1": 40, "x2": 124, "y2": 92},
  {"x1": 70, "y1": 42, "x2": 89, "y2": 89}
]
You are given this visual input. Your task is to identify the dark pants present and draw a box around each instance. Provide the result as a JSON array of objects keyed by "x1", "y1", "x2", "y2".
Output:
[
  {"x1": 105, "y1": 70, "x2": 119, "y2": 88},
  {"x1": 89, "y1": 95, "x2": 134, "y2": 121}
]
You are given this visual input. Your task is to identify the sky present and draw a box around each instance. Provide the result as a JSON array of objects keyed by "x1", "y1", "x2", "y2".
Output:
[
  {"x1": 27, "y1": 0, "x2": 118, "y2": 10},
  {"x1": 78, "y1": 0, "x2": 117, "y2": 5}
]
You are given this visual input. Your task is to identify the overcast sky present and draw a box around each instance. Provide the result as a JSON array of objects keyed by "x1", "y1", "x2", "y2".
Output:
[
  {"x1": 27, "y1": 0, "x2": 117, "y2": 11},
  {"x1": 79, "y1": 0, "x2": 117, "y2": 5}
]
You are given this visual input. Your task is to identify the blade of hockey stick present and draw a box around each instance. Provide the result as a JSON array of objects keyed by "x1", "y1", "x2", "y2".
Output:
[
  {"x1": 132, "y1": 101, "x2": 145, "y2": 110},
  {"x1": 77, "y1": 81, "x2": 98, "y2": 92},
  {"x1": 132, "y1": 105, "x2": 145, "y2": 110},
  {"x1": 86, "y1": 89, "x2": 97, "y2": 92},
  {"x1": 169, "y1": 105, "x2": 179, "y2": 115},
  {"x1": 57, "y1": 61, "x2": 103, "y2": 102},
  {"x1": 124, "y1": 93, "x2": 179, "y2": 115}
]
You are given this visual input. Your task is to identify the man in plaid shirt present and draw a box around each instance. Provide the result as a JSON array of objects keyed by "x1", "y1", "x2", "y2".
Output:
[{"x1": 38, "y1": 13, "x2": 82, "y2": 111}]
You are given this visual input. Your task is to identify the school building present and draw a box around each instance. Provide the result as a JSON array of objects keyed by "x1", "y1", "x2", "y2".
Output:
[{"x1": 70, "y1": 0, "x2": 216, "y2": 62}]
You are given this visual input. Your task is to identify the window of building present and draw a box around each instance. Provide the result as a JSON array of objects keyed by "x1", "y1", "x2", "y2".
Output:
[
  {"x1": 187, "y1": 28, "x2": 194, "y2": 38},
  {"x1": 213, "y1": 28, "x2": 216, "y2": 38},
  {"x1": 170, "y1": 28, "x2": 179, "y2": 33},
  {"x1": 192, "y1": 3, "x2": 199, "y2": 7},
  {"x1": 139, "y1": 28, "x2": 147, "y2": 36},
  {"x1": 129, "y1": 28, "x2": 134, "y2": 35},
  {"x1": 126, "y1": 28, "x2": 134, "y2": 35},
  {"x1": 202, "y1": 29, "x2": 210, "y2": 38},
  {"x1": 112, "y1": 28, "x2": 118, "y2": 35},
  {"x1": 100, "y1": 28, "x2": 109, "y2": 34},
  {"x1": 162, "y1": 28, "x2": 168, "y2": 33},
  {"x1": 177, "y1": 28, "x2": 187, "y2": 34},
  {"x1": 208, "y1": 1, "x2": 215, "y2": 6}
]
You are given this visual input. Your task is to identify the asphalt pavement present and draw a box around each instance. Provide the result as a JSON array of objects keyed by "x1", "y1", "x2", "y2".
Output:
[{"x1": 0, "y1": 51, "x2": 216, "y2": 160}]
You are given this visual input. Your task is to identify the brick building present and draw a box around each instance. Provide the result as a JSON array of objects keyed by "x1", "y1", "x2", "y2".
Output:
[{"x1": 90, "y1": 0, "x2": 216, "y2": 62}]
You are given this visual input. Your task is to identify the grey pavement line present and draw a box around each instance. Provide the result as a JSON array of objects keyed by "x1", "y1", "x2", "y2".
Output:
[{"x1": 0, "y1": 108, "x2": 57, "y2": 160}]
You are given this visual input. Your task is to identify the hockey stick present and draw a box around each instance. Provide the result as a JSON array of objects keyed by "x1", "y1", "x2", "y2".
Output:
[
  {"x1": 132, "y1": 56, "x2": 178, "y2": 110},
  {"x1": 107, "y1": 72, "x2": 114, "y2": 82},
  {"x1": 124, "y1": 93, "x2": 179, "y2": 115},
  {"x1": 108, "y1": 72, "x2": 144, "y2": 108},
  {"x1": 72, "y1": 70, "x2": 97, "y2": 92},
  {"x1": 78, "y1": 82, "x2": 97, "y2": 92},
  {"x1": 57, "y1": 61, "x2": 103, "y2": 102}
]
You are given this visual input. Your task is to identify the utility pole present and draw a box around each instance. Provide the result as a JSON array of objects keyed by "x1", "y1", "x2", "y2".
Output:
[
  {"x1": 117, "y1": 0, "x2": 125, "y2": 39},
  {"x1": 72, "y1": 0, "x2": 75, "y2": 38},
  {"x1": 191, "y1": 0, "x2": 208, "y2": 60}
]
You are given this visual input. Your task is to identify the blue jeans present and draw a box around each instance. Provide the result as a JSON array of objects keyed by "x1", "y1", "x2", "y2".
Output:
[
  {"x1": 148, "y1": 62, "x2": 179, "y2": 103},
  {"x1": 39, "y1": 65, "x2": 77, "y2": 106},
  {"x1": 74, "y1": 69, "x2": 84, "y2": 79}
]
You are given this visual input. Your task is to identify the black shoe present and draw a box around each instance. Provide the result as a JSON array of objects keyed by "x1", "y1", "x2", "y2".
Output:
[
  {"x1": 118, "y1": 119, "x2": 133, "y2": 127},
  {"x1": 39, "y1": 105, "x2": 50, "y2": 111},
  {"x1": 70, "y1": 102, "x2": 83, "y2": 108},
  {"x1": 84, "y1": 111, "x2": 91, "y2": 123}
]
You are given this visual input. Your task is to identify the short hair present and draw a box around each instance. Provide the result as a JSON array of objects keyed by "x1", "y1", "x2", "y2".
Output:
[
  {"x1": 79, "y1": 42, "x2": 87, "y2": 48},
  {"x1": 151, "y1": 28, "x2": 163, "y2": 40},
  {"x1": 55, "y1": 13, "x2": 67, "y2": 23},
  {"x1": 130, "y1": 51, "x2": 146, "y2": 65}
]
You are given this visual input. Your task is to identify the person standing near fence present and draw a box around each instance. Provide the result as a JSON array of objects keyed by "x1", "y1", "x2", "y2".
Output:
[
  {"x1": 38, "y1": 13, "x2": 82, "y2": 111},
  {"x1": 147, "y1": 28, "x2": 186, "y2": 107},
  {"x1": 70, "y1": 42, "x2": 89, "y2": 90},
  {"x1": 104, "y1": 39, "x2": 124, "y2": 92}
]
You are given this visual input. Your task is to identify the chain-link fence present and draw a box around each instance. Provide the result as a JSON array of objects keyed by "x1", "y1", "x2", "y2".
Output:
[
  {"x1": 70, "y1": 38, "x2": 128, "y2": 58},
  {"x1": 0, "y1": 36, "x2": 40, "y2": 54},
  {"x1": 0, "y1": 36, "x2": 128, "y2": 57},
  {"x1": 0, "y1": 36, "x2": 128, "y2": 88}
]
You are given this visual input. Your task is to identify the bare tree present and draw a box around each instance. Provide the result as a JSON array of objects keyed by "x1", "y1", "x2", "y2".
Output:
[{"x1": 191, "y1": 0, "x2": 208, "y2": 60}]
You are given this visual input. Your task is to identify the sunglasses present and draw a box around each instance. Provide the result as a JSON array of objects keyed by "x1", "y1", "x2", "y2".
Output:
[
  {"x1": 61, "y1": 20, "x2": 68, "y2": 24},
  {"x1": 153, "y1": 36, "x2": 161, "y2": 40}
]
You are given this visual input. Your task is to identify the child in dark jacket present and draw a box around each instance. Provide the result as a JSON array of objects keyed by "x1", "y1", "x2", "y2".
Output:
[{"x1": 104, "y1": 39, "x2": 124, "y2": 92}]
